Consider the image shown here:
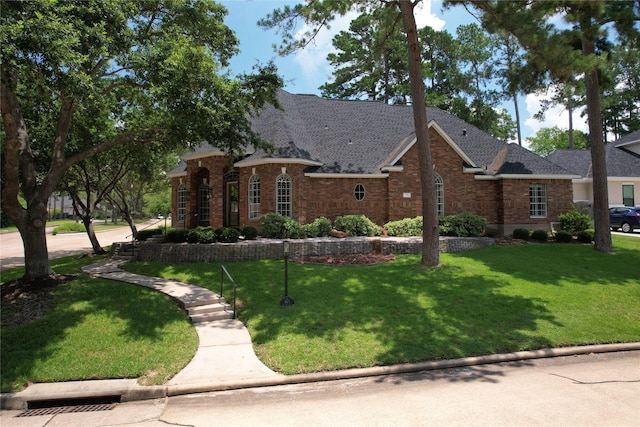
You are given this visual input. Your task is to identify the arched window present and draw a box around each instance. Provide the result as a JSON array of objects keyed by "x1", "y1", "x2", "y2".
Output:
[
  {"x1": 248, "y1": 175, "x2": 261, "y2": 219},
  {"x1": 198, "y1": 183, "x2": 211, "y2": 224},
  {"x1": 177, "y1": 184, "x2": 186, "y2": 220},
  {"x1": 354, "y1": 183, "x2": 366, "y2": 201},
  {"x1": 435, "y1": 174, "x2": 444, "y2": 217},
  {"x1": 276, "y1": 174, "x2": 292, "y2": 217}
]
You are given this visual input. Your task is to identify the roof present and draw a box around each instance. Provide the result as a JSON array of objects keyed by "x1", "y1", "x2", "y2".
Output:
[
  {"x1": 547, "y1": 143, "x2": 640, "y2": 179},
  {"x1": 178, "y1": 90, "x2": 574, "y2": 178},
  {"x1": 614, "y1": 129, "x2": 640, "y2": 148}
]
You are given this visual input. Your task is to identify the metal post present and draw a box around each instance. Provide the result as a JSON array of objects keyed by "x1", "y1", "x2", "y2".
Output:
[{"x1": 280, "y1": 240, "x2": 294, "y2": 306}]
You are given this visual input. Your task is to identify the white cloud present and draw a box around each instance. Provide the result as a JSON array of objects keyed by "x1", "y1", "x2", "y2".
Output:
[
  {"x1": 292, "y1": 1, "x2": 446, "y2": 90},
  {"x1": 523, "y1": 89, "x2": 589, "y2": 146}
]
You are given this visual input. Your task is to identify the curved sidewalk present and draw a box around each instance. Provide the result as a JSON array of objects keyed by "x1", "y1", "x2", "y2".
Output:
[{"x1": 2, "y1": 259, "x2": 640, "y2": 410}]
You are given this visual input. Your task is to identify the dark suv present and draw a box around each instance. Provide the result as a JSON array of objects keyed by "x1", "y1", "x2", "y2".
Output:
[{"x1": 609, "y1": 207, "x2": 640, "y2": 233}]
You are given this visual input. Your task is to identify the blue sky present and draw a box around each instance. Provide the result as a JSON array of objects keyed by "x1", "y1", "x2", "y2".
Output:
[{"x1": 219, "y1": 0, "x2": 589, "y2": 144}]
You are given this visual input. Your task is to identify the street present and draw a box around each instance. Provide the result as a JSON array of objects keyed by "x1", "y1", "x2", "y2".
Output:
[
  {"x1": 0, "y1": 220, "x2": 164, "y2": 271},
  {"x1": 2, "y1": 351, "x2": 639, "y2": 427}
]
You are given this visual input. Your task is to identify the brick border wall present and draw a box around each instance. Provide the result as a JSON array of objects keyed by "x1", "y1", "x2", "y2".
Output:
[{"x1": 136, "y1": 236, "x2": 495, "y2": 263}]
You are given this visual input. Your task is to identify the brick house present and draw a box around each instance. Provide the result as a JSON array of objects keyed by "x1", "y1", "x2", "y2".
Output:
[{"x1": 167, "y1": 90, "x2": 577, "y2": 236}]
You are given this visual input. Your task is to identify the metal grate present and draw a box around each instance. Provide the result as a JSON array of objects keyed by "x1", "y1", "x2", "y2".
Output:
[{"x1": 17, "y1": 403, "x2": 117, "y2": 417}]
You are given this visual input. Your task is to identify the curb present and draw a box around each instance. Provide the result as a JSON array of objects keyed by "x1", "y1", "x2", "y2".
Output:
[{"x1": 3, "y1": 342, "x2": 639, "y2": 410}]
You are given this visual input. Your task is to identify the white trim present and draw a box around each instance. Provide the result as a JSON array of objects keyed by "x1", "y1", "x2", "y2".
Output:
[
  {"x1": 463, "y1": 167, "x2": 483, "y2": 173},
  {"x1": 167, "y1": 170, "x2": 187, "y2": 178},
  {"x1": 475, "y1": 174, "x2": 581, "y2": 180},
  {"x1": 381, "y1": 166, "x2": 403, "y2": 172},
  {"x1": 235, "y1": 158, "x2": 323, "y2": 168},
  {"x1": 305, "y1": 173, "x2": 388, "y2": 179}
]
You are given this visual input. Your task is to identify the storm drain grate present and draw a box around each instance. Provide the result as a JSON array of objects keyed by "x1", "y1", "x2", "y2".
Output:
[{"x1": 18, "y1": 402, "x2": 117, "y2": 417}]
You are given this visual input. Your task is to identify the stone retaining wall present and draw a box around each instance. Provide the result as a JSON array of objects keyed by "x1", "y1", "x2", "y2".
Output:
[{"x1": 136, "y1": 236, "x2": 495, "y2": 263}]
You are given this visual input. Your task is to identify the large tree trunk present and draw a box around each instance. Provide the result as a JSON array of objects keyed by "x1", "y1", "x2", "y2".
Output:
[
  {"x1": 581, "y1": 28, "x2": 612, "y2": 253},
  {"x1": 399, "y1": 1, "x2": 439, "y2": 267},
  {"x1": 82, "y1": 216, "x2": 107, "y2": 254},
  {"x1": 18, "y1": 213, "x2": 54, "y2": 280}
]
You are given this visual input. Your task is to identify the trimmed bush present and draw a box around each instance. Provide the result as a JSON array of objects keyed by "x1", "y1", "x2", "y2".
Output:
[
  {"x1": 136, "y1": 227, "x2": 163, "y2": 241},
  {"x1": 531, "y1": 229, "x2": 548, "y2": 242},
  {"x1": 334, "y1": 214, "x2": 380, "y2": 237},
  {"x1": 312, "y1": 217, "x2": 333, "y2": 237},
  {"x1": 260, "y1": 212, "x2": 305, "y2": 239},
  {"x1": 554, "y1": 230, "x2": 573, "y2": 243},
  {"x1": 513, "y1": 228, "x2": 530, "y2": 240},
  {"x1": 384, "y1": 216, "x2": 423, "y2": 237},
  {"x1": 241, "y1": 226, "x2": 258, "y2": 240},
  {"x1": 558, "y1": 208, "x2": 592, "y2": 234},
  {"x1": 166, "y1": 229, "x2": 189, "y2": 243},
  {"x1": 187, "y1": 226, "x2": 216, "y2": 244},
  {"x1": 577, "y1": 230, "x2": 594, "y2": 243},
  {"x1": 439, "y1": 212, "x2": 487, "y2": 237},
  {"x1": 52, "y1": 222, "x2": 85, "y2": 235},
  {"x1": 218, "y1": 227, "x2": 240, "y2": 243}
]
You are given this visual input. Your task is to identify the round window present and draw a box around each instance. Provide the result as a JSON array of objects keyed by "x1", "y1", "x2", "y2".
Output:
[{"x1": 354, "y1": 184, "x2": 365, "y2": 201}]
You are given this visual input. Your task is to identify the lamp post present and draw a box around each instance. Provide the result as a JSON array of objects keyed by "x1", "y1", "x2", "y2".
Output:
[{"x1": 280, "y1": 240, "x2": 294, "y2": 306}]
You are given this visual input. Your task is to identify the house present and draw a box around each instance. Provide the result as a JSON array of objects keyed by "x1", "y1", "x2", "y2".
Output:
[
  {"x1": 547, "y1": 130, "x2": 640, "y2": 213},
  {"x1": 167, "y1": 90, "x2": 577, "y2": 236}
]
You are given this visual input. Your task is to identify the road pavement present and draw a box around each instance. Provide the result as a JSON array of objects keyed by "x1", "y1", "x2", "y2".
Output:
[
  {"x1": 0, "y1": 220, "x2": 163, "y2": 271},
  {"x1": 2, "y1": 350, "x2": 638, "y2": 427}
]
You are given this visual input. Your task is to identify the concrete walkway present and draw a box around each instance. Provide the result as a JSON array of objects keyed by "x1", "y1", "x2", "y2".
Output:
[{"x1": 2, "y1": 259, "x2": 640, "y2": 411}]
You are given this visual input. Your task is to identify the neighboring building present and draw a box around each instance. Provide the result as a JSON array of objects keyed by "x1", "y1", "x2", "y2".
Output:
[
  {"x1": 547, "y1": 130, "x2": 640, "y2": 213},
  {"x1": 168, "y1": 90, "x2": 577, "y2": 236}
]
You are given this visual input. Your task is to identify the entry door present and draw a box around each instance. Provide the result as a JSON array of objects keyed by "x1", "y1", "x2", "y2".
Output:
[{"x1": 225, "y1": 181, "x2": 239, "y2": 227}]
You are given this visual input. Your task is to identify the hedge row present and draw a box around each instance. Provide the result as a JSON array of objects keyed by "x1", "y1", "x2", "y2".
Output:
[
  {"x1": 513, "y1": 228, "x2": 594, "y2": 244},
  {"x1": 383, "y1": 212, "x2": 488, "y2": 237}
]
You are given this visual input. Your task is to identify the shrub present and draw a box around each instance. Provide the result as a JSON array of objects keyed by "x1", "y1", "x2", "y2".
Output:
[
  {"x1": 439, "y1": 212, "x2": 487, "y2": 237},
  {"x1": 260, "y1": 212, "x2": 305, "y2": 239},
  {"x1": 218, "y1": 227, "x2": 240, "y2": 243},
  {"x1": 558, "y1": 208, "x2": 592, "y2": 234},
  {"x1": 384, "y1": 216, "x2": 423, "y2": 237},
  {"x1": 52, "y1": 222, "x2": 85, "y2": 235},
  {"x1": 241, "y1": 226, "x2": 258, "y2": 240},
  {"x1": 187, "y1": 226, "x2": 216, "y2": 244},
  {"x1": 554, "y1": 230, "x2": 573, "y2": 243},
  {"x1": 577, "y1": 230, "x2": 594, "y2": 243},
  {"x1": 136, "y1": 227, "x2": 163, "y2": 241},
  {"x1": 531, "y1": 229, "x2": 548, "y2": 242},
  {"x1": 166, "y1": 229, "x2": 189, "y2": 243},
  {"x1": 302, "y1": 223, "x2": 320, "y2": 238},
  {"x1": 334, "y1": 214, "x2": 380, "y2": 237},
  {"x1": 312, "y1": 217, "x2": 333, "y2": 237},
  {"x1": 513, "y1": 228, "x2": 530, "y2": 240}
]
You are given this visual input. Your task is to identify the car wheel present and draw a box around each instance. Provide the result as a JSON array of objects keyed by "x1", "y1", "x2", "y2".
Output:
[{"x1": 621, "y1": 222, "x2": 633, "y2": 233}]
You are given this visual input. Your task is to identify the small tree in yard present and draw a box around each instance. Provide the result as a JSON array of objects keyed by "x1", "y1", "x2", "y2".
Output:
[{"x1": 1, "y1": 1, "x2": 282, "y2": 280}]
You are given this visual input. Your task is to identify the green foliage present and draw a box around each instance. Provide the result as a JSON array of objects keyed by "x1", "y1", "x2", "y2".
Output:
[
  {"x1": 144, "y1": 187, "x2": 172, "y2": 219},
  {"x1": 218, "y1": 227, "x2": 240, "y2": 243},
  {"x1": 136, "y1": 227, "x2": 164, "y2": 241},
  {"x1": 554, "y1": 230, "x2": 573, "y2": 243},
  {"x1": 513, "y1": 228, "x2": 531, "y2": 240},
  {"x1": 334, "y1": 214, "x2": 380, "y2": 237},
  {"x1": 241, "y1": 226, "x2": 258, "y2": 240},
  {"x1": 577, "y1": 230, "x2": 595, "y2": 244},
  {"x1": 559, "y1": 209, "x2": 592, "y2": 234},
  {"x1": 166, "y1": 229, "x2": 189, "y2": 243},
  {"x1": 384, "y1": 216, "x2": 423, "y2": 237},
  {"x1": 302, "y1": 223, "x2": 320, "y2": 238},
  {"x1": 312, "y1": 217, "x2": 333, "y2": 237},
  {"x1": 439, "y1": 212, "x2": 487, "y2": 237},
  {"x1": 260, "y1": 212, "x2": 306, "y2": 239},
  {"x1": 187, "y1": 227, "x2": 217, "y2": 244},
  {"x1": 51, "y1": 222, "x2": 85, "y2": 235},
  {"x1": 531, "y1": 229, "x2": 549, "y2": 242},
  {"x1": 526, "y1": 126, "x2": 590, "y2": 156}
]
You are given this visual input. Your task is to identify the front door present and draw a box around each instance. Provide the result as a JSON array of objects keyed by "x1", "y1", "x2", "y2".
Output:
[{"x1": 225, "y1": 181, "x2": 239, "y2": 227}]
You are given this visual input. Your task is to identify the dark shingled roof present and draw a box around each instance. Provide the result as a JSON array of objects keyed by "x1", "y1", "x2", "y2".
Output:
[
  {"x1": 614, "y1": 129, "x2": 640, "y2": 147},
  {"x1": 547, "y1": 144, "x2": 640, "y2": 178},
  {"x1": 181, "y1": 90, "x2": 574, "y2": 177}
]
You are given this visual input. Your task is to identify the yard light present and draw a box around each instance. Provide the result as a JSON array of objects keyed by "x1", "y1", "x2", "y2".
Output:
[{"x1": 280, "y1": 240, "x2": 294, "y2": 306}]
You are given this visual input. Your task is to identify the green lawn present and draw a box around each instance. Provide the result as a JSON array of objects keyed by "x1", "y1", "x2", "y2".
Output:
[
  {"x1": 1, "y1": 235, "x2": 638, "y2": 392},
  {"x1": 124, "y1": 235, "x2": 640, "y2": 375}
]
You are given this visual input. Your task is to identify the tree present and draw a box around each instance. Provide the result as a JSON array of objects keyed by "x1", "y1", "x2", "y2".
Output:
[
  {"x1": 1, "y1": 1, "x2": 283, "y2": 280},
  {"x1": 526, "y1": 126, "x2": 590, "y2": 157},
  {"x1": 260, "y1": 0, "x2": 440, "y2": 267},
  {"x1": 456, "y1": 0, "x2": 640, "y2": 253}
]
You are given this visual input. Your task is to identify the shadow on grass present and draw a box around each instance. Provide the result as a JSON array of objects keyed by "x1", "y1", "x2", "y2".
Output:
[{"x1": 1, "y1": 274, "x2": 192, "y2": 391}]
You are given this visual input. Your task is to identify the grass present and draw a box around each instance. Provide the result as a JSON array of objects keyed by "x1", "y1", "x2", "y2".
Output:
[
  {"x1": 1, "y1": 235, "x2": 638, "y2": 392},
  {"x1": 1, "y1": 254, "x2": 198, "y2": 392},
  {"x1": 123, "y1": 235, "x2": 640, "y2": 375}
]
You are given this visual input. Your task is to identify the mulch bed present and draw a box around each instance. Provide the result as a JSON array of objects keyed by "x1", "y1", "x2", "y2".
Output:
[
  {"x1": 1, "y1": 275, "x2": 75, "y2": 328},
  {"x1": 297, "y1": 253, "x2": 396, "y2": 265}
]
